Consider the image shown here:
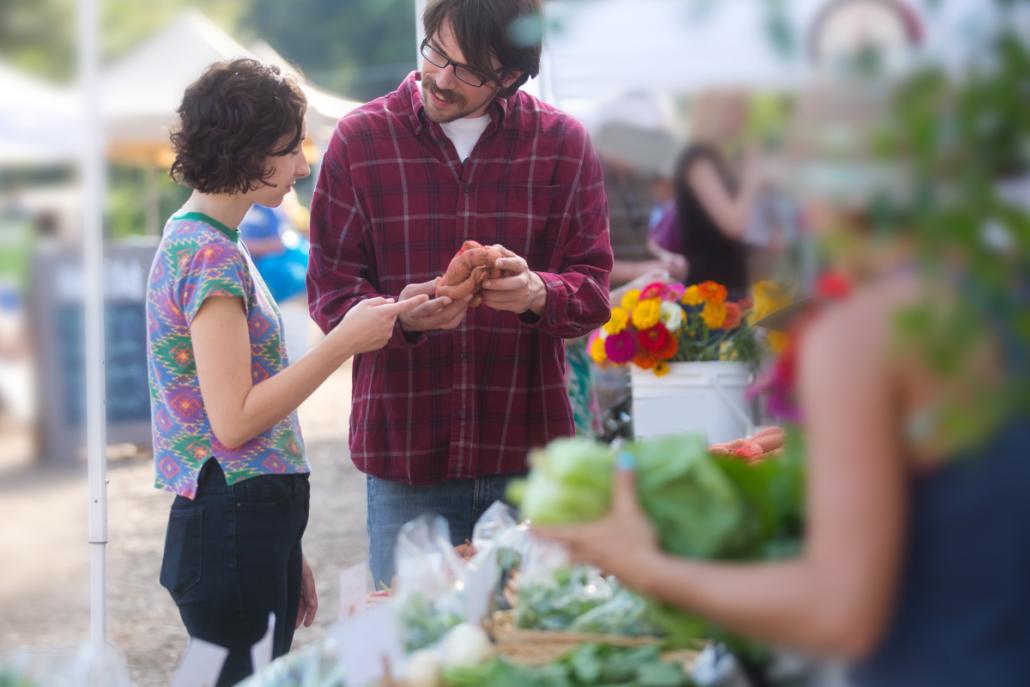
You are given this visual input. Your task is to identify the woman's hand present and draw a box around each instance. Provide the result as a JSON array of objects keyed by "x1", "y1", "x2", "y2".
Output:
[
  {"x1": 295, "y1": 555, "x2": 318, "y2": 629},
  {"x1": 328, "y1": 295, "x2": 429, "y2": 356},
  {"x1": 534, "y1": 460, "x2": 661, "y2": 585}
]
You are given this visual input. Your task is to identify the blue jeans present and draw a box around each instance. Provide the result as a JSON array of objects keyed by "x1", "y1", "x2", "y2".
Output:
[{"x1": 366, "y1": 474, "x2": 520, "y2": 587}]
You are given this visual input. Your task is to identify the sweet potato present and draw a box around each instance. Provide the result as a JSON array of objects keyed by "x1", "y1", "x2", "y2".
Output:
[{"x1": 435, "y1": 240, "x2": 505, "y2": 307}]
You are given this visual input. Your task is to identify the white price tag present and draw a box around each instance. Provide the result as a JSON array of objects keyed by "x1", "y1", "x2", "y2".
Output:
[
  {"x1": 339, "y1": 561, "x2": 371, "y2": 619},
  {"x1": 170, "y1": 638, "x2": 228, "y2": 687},
  {"x1": 463, "y1": 548, "x2": 499, "y2": 624},
  {"x1": 334, "y1": 600, "x2": 404, "y2": 685},
  {"x1": 250, "y1": 611, "x2": 276, "y2": 674}
]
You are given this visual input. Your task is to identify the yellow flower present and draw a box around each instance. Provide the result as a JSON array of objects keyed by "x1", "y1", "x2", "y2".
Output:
[
  {"x1": 767, "y1": 330, "x2": 790, "y2": 353},
  {"x1": 654, "y1": 360, "x2": 671, "y2": 377},
  {"x1": 620, "y1": 289, "x2": 641, "y2": 311},
  {"x1": 701, "y1": 300, "x2": 727, "y2": 329},
  {"x1": 589, "y1": 335, "x2": 608, "y2": 363},
  {"x1": 719, "y1": 340, "x2": 740, "y2": 361},
  {"x1": 631, "y1": 298, "x2": 662, "y2": 330},
  {"x1": 603, "y1": 307, "x2": 629, "y2": 335},
  {"x1": 750, "y1": 280, "x2": 790, "y2": 325},
  {"x1": 681, "y1": 285, "x2": 702, "y2": 306}
]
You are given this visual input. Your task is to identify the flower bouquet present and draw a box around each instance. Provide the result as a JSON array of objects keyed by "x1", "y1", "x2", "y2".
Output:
[{"x1": 588, "y1": 280, "x2": 761, "y2": 376}]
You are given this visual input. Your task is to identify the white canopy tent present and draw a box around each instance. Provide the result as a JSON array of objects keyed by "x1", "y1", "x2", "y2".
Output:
[
  {"x1": 102, "y1": 9, "x2": 361, "y2": 167},
  {"x1": 0, "y1": 61, "x2": 83, "y2": 165},
  {"x1": 536, "y1": 0, "x2": 1010, "y2": 112},
  {"x1": 541, "y1": 0, "x2": 820, "y2": 103},
  {"x1": 100, "y1": 10, "x2": 362, "y2": 232}
]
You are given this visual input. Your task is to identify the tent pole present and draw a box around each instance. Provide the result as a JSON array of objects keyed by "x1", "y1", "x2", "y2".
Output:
[{"x1": 78, "y1": 0, "x2": 109, "y2": 649}]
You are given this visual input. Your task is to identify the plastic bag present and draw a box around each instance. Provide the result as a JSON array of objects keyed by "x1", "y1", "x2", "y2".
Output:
[
  {"x1": 514, "y1": 565, "x2": 613, "y2": 631},
  {"x1": 392, "y1": 514, "x2": 466, "y2": 652},
  {"x1": 567, "y1": 585, "x2": 663, "y2": 637},
  {"x1": 470, "y1": 501, "x2": 518, "y2": 554}
]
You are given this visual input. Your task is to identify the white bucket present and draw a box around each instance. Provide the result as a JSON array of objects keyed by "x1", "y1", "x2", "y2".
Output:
[{"x1": 631, "y1": 361, "x2": 754, "y2": 444}]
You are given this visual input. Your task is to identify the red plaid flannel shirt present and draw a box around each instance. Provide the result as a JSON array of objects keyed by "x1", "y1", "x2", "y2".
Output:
[{"x1": 307, "y1": 73, "x2": 612, "y2": 484}]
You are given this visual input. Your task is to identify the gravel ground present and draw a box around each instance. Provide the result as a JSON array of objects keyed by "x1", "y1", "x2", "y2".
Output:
[{"x1": 0, "y1": 361, "x2": 364, "y2": 686}]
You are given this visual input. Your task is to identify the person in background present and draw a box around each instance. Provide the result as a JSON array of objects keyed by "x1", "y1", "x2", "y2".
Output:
[
  {"x1": 148, "y1": 58, "x2": 426, "y2": 686},
  {"x1": 651, "y1": 91, "x2": 779, "y2": 296},
  {"x1": 594, "y1": 118, "x2": 687, "y2": 288},
  {"x1": 589, "y1": 119, "x2": 685, "y2": 428}
]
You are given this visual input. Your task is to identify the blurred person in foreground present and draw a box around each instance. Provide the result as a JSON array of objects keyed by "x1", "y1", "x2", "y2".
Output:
[
  {"x1": 538, "y1": 51, "x2": 1030, "y2": 687},
  {"x1": 307, "y1": 0, "x2": 612, "y2": 586},
  {"x1": 148, "y1": 58, "x2": 426, "y2": 686}
]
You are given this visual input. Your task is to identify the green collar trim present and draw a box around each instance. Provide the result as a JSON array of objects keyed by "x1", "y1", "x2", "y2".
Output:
[{"x1": 173, "y1": 211, "x2": 240, "y2": 242}]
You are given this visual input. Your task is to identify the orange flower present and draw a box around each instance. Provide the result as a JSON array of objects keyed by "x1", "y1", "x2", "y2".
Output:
[
  {"x1": 633, "y1": 351, "x2": 657, "y2": 369},
  {"x1": 697, "y1": 281, "x2": 727, "y2": 303},
  {"x1": 654, "y1": 360, "x2": 671, "y2": 377},
  {"x1": 721, "y1": 301, "x2": 742, "y2": 329}
]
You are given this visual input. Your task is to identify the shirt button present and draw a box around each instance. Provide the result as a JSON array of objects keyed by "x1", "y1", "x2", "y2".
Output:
[{"x1": 458, "y1": 352, "x2": 469, "y2": 362}]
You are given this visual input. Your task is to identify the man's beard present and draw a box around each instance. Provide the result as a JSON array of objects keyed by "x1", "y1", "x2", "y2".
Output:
[{"x1": 421, "y1": 75, "x2": 494, "y2": 123}]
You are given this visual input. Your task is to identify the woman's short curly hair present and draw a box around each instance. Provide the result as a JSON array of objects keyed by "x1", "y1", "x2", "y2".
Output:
[{"x1": 170, "y1": 58, "x2": 307, "y2": 194}]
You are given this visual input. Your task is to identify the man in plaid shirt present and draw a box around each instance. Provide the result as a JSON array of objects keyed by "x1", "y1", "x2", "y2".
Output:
[{"x1": 307, "y1": 0, "x2": 612, "y2": 584}]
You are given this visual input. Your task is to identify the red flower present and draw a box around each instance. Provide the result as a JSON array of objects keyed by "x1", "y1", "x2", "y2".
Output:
[
  {"x1": 639, "y1": 281, "x2": 669, "y2": 301},
  {"x1": 637, "y1": 322, "x2": 671, "y2": 353},
  {"x1": 817, "y1": 271, "x2": 851, "y2": 299},
  {"x1": 604, "y1": 331, "x2": 637, "y2": 364},
  {"x1": 654, "y1": 333, "x2": 678, "y2": 360}
]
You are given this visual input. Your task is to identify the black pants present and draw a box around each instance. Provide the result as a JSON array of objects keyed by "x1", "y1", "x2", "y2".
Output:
[{"x1": 159, "y1": 459, "x2": 310, "y2": 687}]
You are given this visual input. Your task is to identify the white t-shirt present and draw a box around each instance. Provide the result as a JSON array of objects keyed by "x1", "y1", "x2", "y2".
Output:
[{"x1": 440, "y1": 114, "x2": 490, "y2": 162}]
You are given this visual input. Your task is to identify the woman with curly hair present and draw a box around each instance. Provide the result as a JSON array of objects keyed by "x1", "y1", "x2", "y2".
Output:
[{"x1": 147, "y1": 58, "x2": 427, "y2": 685}]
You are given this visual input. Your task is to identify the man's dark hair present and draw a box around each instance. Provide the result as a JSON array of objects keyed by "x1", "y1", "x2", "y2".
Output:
[
  {"x1": 423, "y1": 0, "x2": 543, "y2": 98},
  {"x1": 170, "y1": 58, "x2": 307, "y2": 194}
]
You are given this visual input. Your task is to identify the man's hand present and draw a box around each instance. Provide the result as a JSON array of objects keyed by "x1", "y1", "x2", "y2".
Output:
[
  {"x1": 481, "y1": 245, "x2": 547, "y2": 316},
  {"x1": 397, "y1": 278, "x2": 473, "y2": 333},
  {"x1": 295, "y1": 556, "x2": 318, "y2": 629}
]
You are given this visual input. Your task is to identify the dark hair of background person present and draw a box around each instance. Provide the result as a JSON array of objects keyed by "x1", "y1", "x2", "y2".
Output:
[
  {"x1": 170, "y1": 58, "x2": 307, "y2": 195},
  {"x1": 675, "y1": 144, "x2": 749, "y2": 292},
  {"x1": 423, "y1": 0, "x2": 543, "y2": 97}
]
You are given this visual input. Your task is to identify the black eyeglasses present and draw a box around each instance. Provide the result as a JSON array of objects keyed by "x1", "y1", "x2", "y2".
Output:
[{"x1": 420, "y1": 38, "x2": 496, "y2": 87}]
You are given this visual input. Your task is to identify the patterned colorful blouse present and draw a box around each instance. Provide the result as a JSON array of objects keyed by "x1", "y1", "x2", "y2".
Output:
[{"x1": 146, "y1": 212, "x2": 308, "y2": 499}]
